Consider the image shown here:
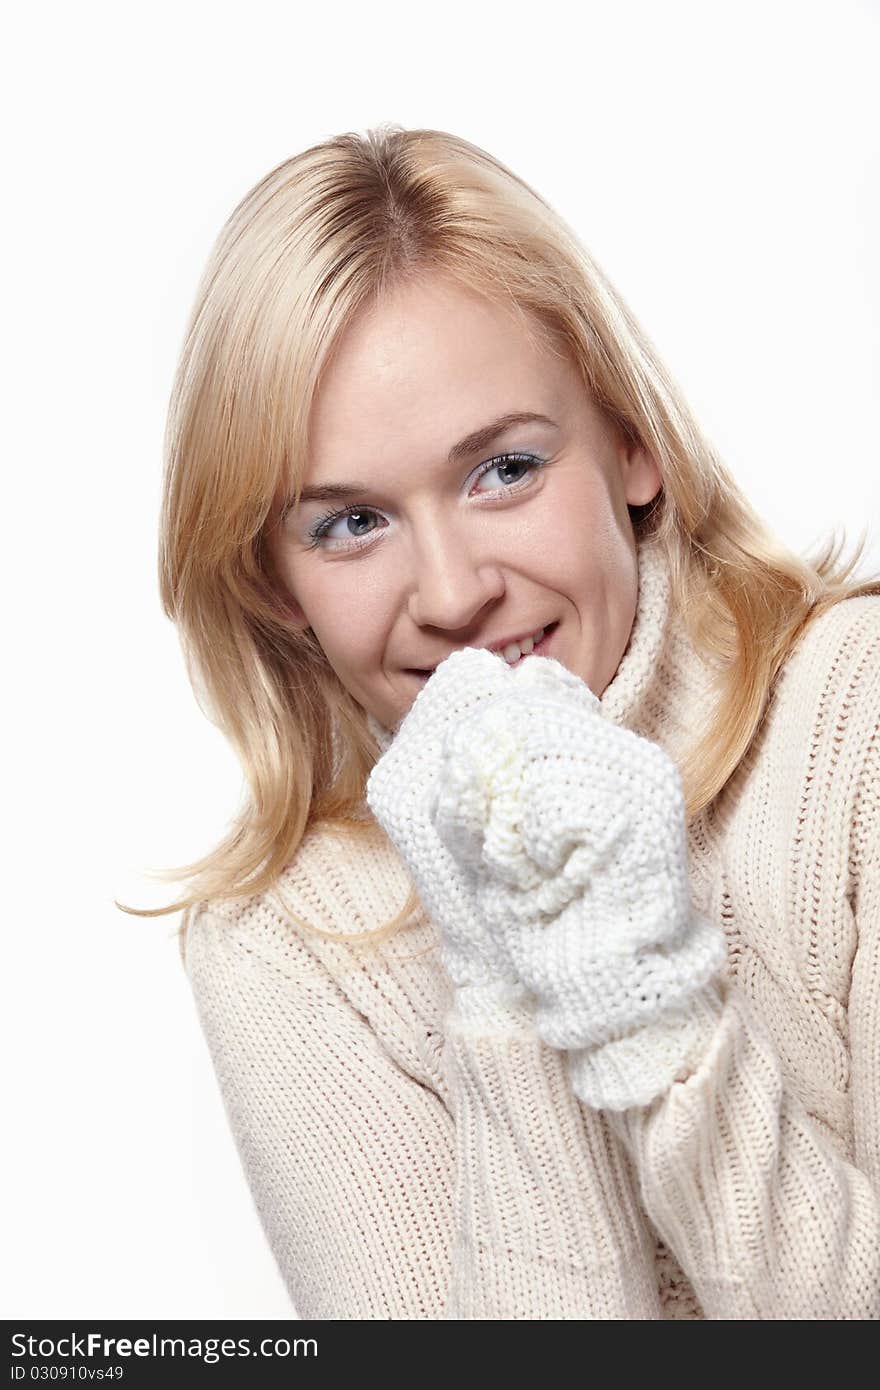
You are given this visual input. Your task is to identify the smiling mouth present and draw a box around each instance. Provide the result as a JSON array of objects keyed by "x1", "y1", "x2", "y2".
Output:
[{"x1": 406, "y1": 622, "x2": 559, "y2": 682}]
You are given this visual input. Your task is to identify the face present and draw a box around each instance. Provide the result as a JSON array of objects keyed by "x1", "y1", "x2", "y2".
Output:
[{"x1": 264, "y1": 274, "x2": 662, "y2": 732}]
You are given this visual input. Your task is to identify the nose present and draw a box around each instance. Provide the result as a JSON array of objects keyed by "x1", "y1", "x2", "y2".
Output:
[{"x1": 406, "y1": 513, "x2": 505, "y2": 632}]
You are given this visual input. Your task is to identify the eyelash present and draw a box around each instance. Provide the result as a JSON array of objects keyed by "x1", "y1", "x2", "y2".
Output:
[{"x1": 304, "y1": 451, "x2": 550, "y2": 552}]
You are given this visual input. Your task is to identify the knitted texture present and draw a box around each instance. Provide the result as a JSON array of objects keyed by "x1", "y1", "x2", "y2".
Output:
[
  {"x1": 364, "y1": 646, "x2": 524, "y2": 989},
  {"x1": 369, "y1": 645, "x2": 728, "y2": 1108},
  {"x1": 185, "y1": 533, "x2": 880, "y2": 1318},
  {"x1": 436, "y1": 662, "x2": 726, "y2": 1105}
]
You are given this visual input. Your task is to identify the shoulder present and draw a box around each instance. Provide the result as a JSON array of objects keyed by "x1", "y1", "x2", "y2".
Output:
[
  {"x1": 766, "y1": 593, "x2": 879, "y2": 867},
  {"x1": 181, "y1": 874, "x2": 366, "y2": 1054},
  {"x1": 181, "y1": 826, "x2": 448, "y2": 1107},
  {"x1": 183, "y1": 817, "x2": 418, "y2": 982},
  {"x1": 182, "y1": 888, "x2": 314, "y2": 1002},
  {"x1": 276, "y1": 815, "x2": 417, "y2": 939},
  {"x1": 774, "y1": 592, "x2": 880, "y2": 737},
  {"x1": 179, "y1": 825, "x2": 346, "y2": 989}
]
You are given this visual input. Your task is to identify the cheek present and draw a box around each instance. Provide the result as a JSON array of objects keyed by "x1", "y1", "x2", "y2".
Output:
[
  {"x1": 316, "y1": 616, "x2": 378, "y2": 668},
  {"x1": 278, "y1": 560, "x2": 382, "y2": 657},
  {"x1": 519, "y1": 519, "x2": 621, "y2": 602},
  {"x1": 308, "y1": 599, "x2": 389, "y2": 682},
  {"x1": 588, "y1": 559, "x2": 639, "y2": 693}
]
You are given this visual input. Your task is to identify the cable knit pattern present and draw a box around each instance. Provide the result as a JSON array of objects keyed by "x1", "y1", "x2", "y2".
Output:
[
  {"x1": 184, "y1": 533, "x2": 880, "y2": 1318},
  {"x1": 364, "y1": 644, "x2": 528, "y2": 990},
  {"x1": 368, "y1": 643, "x2": 729, "y2": 1108},
  {"x1": 436, "y1": 667, "x2": 728, "y2": 1100}
]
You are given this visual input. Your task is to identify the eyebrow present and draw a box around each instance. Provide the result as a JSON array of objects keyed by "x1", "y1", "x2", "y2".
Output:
[{"x1": 286, "y1": 411, "x2": 558, "y2": 510}]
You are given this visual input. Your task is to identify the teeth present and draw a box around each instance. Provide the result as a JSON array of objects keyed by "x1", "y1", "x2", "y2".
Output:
[
  {"x1": 414, "y1": 624, "x2": 551, "y2": 678},
  {"x1": 501, "y1": 626, "x2": 545, "y2": 665}
]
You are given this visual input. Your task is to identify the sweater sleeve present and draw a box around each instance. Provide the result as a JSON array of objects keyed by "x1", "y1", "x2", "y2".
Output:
[
  {"x1": 184, "y1": 906, "x2": 663, "y2": 1319},
  {"x1": 441, "y1": 983, "x2": 662, "y2": 1317},
  {"x1": 589, "y1": 660, "x2": 880, "y2": 1319}
]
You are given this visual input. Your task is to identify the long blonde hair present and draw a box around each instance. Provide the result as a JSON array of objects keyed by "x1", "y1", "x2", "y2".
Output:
[{"x1": 118, "y1": 123, "x2": 879, "y2": 948}]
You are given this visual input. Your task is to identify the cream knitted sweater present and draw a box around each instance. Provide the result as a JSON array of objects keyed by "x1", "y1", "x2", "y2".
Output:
[{"x1": 183, "y1": 535, "x2": 880, "y2": 1319}]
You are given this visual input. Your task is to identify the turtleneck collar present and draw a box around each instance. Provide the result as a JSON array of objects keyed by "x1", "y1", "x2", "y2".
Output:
[
  {"x1": 365, "y1": 530, "x2": 719, "y2": 768},
  {"x1": 597, "y1": 530, "x2": 673, "y2": 730}
]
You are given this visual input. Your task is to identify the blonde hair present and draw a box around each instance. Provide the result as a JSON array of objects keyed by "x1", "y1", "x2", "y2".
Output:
[{"x1": 117, "y1": 123, "x2": 880, "y2": 951}]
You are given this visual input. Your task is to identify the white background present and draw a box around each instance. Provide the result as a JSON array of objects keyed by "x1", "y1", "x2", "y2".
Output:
[{"x1": 4, "y1": 0, "x2": 878, "y2": 1319}]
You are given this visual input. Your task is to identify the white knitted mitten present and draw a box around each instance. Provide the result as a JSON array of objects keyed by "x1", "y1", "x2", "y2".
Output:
[
  {"x1": 365, "y1": 648, "x2": 528, "y2": 995},
  {"x1": 429, "y1": 650, "x2": 728, "y2": 1110}
]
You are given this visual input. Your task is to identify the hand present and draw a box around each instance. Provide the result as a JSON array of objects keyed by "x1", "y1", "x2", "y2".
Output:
[
  {"x1": 366, "y1": 644, "x2": 622, "y2": 989},
  {"x1": 365, "y1": 647, "x2": 525, "y2": 989},
  {"x1": 429, "y1": 650, "x2": 727, "y2": 1106}
]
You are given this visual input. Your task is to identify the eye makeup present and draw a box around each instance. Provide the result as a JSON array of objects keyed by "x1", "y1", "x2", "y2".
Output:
[{"x1": 301, "y1": 450, "x2": 552, "y2": 553}]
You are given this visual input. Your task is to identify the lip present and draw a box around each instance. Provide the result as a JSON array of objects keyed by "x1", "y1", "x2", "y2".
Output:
[{"x1": 406, "y1": 621, "x2": 559, "y2": 680}]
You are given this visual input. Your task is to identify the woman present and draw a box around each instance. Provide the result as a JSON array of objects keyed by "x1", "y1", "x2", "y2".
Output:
[{"x1": 132, "y1": 125, "x2": 880, "y2": 1318}]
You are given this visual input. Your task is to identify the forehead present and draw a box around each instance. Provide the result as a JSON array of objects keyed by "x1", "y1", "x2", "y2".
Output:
[{"x1": 307, "y1": 276, "x2": 575, "y2": 460}]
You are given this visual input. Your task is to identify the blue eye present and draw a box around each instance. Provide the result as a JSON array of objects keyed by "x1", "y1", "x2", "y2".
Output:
[
  {"x1": 304, "y1": 451, "x2": 549, "y2": 552},
  {"x1": 473, "y1": 453, "x2": 540, "y2": 492}
]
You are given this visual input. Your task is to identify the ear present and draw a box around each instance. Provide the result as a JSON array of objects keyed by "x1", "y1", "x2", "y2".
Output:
[{"x1": 620, "y1": 439, "x2": 662, "y2": 507}]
